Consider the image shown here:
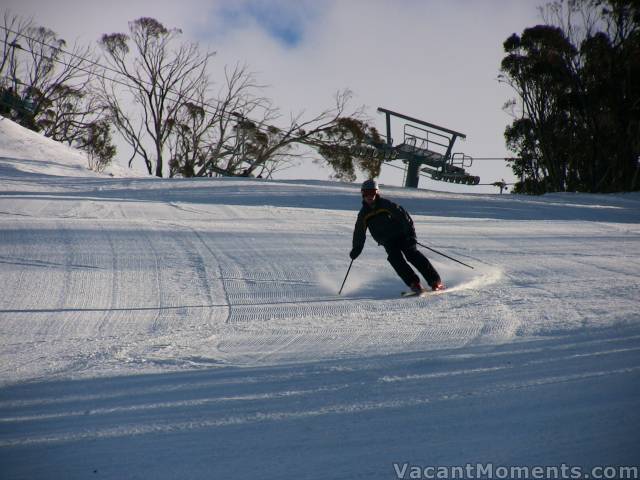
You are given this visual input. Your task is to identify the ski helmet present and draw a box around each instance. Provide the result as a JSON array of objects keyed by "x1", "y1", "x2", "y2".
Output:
[{"x1": 361, "y1": 179, "x2": 379, "y2": 191}]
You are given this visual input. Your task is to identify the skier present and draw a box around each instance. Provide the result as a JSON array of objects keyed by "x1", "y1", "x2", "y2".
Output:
[{"x1": 349, "y1": 179, "x2": 445, "y2": 293}]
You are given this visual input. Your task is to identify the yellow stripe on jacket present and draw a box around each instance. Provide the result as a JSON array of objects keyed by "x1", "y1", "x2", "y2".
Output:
[{"x1": 363, "y1": 208, "x2": 392, "y2": 229}]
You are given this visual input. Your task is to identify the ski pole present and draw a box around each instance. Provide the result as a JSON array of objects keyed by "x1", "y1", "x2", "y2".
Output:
[
  {"x1": 338, "y1": 259, "x2": 354, "y2": 295},
  {"x1": 417, "y1": 241, "x2": 475, "y2": 270}
]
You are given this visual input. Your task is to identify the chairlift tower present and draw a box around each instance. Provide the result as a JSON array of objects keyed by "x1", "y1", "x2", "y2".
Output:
[{"x1": 376, "y1": 107, "x2": 479, "y2": 188}]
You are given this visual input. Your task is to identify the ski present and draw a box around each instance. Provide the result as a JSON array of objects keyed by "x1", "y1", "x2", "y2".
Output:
[
  {"x1": 401, "y1": 289, "x2": 433, "y2": 297},
  {"x1": 401, "y1": 286, "x2": 446, "y2": 297}
]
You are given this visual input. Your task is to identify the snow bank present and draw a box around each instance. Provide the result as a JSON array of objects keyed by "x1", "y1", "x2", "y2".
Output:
[{"x1": 0, "y1": 116, "x2": 137, "y2": 178}]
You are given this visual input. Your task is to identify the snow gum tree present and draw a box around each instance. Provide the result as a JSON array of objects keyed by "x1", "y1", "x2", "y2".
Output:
[
  {"x1": 169, "y1": 63, "x2": 276, "y2": 178},
  {"x1": 229, "y1": 89, "x2": 383, "y2": 182},
  {"x1": 190, "y1": 87, "x2": 382, "y2": 182},
  {"x1": 98, "y1": 17, "x2": 214, "y2": 177},
  {"x1": 500, "y1": 0, "x2": 640, "y2": 193}
]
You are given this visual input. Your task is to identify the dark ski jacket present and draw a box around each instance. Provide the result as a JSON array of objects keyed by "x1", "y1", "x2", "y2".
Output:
[{"x1": 351, "y1": 195, "x2": 416, "y2": 259}]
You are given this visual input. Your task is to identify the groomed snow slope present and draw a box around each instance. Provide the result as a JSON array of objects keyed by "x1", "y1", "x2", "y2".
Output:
[{"x1": 0, "y1": 117, "x2": 639, "y2": 479}]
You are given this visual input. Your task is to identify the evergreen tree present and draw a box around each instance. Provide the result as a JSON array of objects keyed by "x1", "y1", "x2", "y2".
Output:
[{"x1": 501, "y1": 0, "x2": 639, "y2": 193}]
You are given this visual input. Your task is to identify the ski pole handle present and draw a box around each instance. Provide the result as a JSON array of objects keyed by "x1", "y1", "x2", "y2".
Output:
[{"x1": 338, "y1": 259, "x2": 354, "y2": 295}]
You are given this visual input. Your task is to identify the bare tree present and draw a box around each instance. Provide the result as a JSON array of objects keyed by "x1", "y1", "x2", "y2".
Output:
[
  {"x1": 167, "y1": 63, "x2": 272, "y2": 177},
  {"x1": 98, "y1": 17, "x2": 215, "y2": 177},
  {"x1": 0, "y1": 11, "x2": 32, "y2": 89},
  {"x1": 167, "y1": 95, "x2": 209, "y2": 178},
  {"x1": 228, "y1": 89, "x2": 383, "y2": 182},
  {"x1": 21, "y1": 26, "x2": 97, "y2": 127},
  {"x1": 0, "y1": 12, "x2": 32, "y2": 125},
  {"x1": 1, "y1": 11, "x2": 115, "y2": 170},
  {"x1": 1, "y1": 13, "x2": 96, "y2": 131}
]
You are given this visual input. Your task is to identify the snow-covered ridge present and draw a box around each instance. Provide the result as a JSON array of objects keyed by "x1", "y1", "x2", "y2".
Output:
[{"x1": 0, "y1": 116, "x2": 138, "y2": 178}]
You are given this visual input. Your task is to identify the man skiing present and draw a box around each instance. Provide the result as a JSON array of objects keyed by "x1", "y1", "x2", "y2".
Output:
[{"x1": 350, "y1": 179, "x2": 445, "y2": 293}]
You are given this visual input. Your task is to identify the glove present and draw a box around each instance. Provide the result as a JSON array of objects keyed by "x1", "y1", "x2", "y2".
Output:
[{"x1": 349, "y1": 248, "x2": 360, "y2": 260}]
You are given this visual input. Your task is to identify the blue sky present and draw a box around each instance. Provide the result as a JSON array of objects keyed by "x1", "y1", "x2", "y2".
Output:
[{"x1": 213, "y1": 0, "x2": 322, "y2": 48}]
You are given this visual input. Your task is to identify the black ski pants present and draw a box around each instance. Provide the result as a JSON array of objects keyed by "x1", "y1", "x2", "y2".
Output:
[{"x1": 384, "y1": 236, "x2": 440, "y2": 288}]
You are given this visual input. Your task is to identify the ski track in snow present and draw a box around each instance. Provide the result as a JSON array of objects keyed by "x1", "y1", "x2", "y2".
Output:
[
  {"x1": 1, "y1": 128, "x2": 640, "y2": 478},
  {"x1": 0, "y1": 173, "x2": 639, "y2": 383},
  {"x1": 0, "y1": 325, "x2": 639, "y2": 478}
]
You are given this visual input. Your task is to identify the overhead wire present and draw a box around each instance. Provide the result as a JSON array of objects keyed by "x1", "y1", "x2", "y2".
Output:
[{"x1": 0, "y1": 24, "x2": 272, "y2": 133}]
